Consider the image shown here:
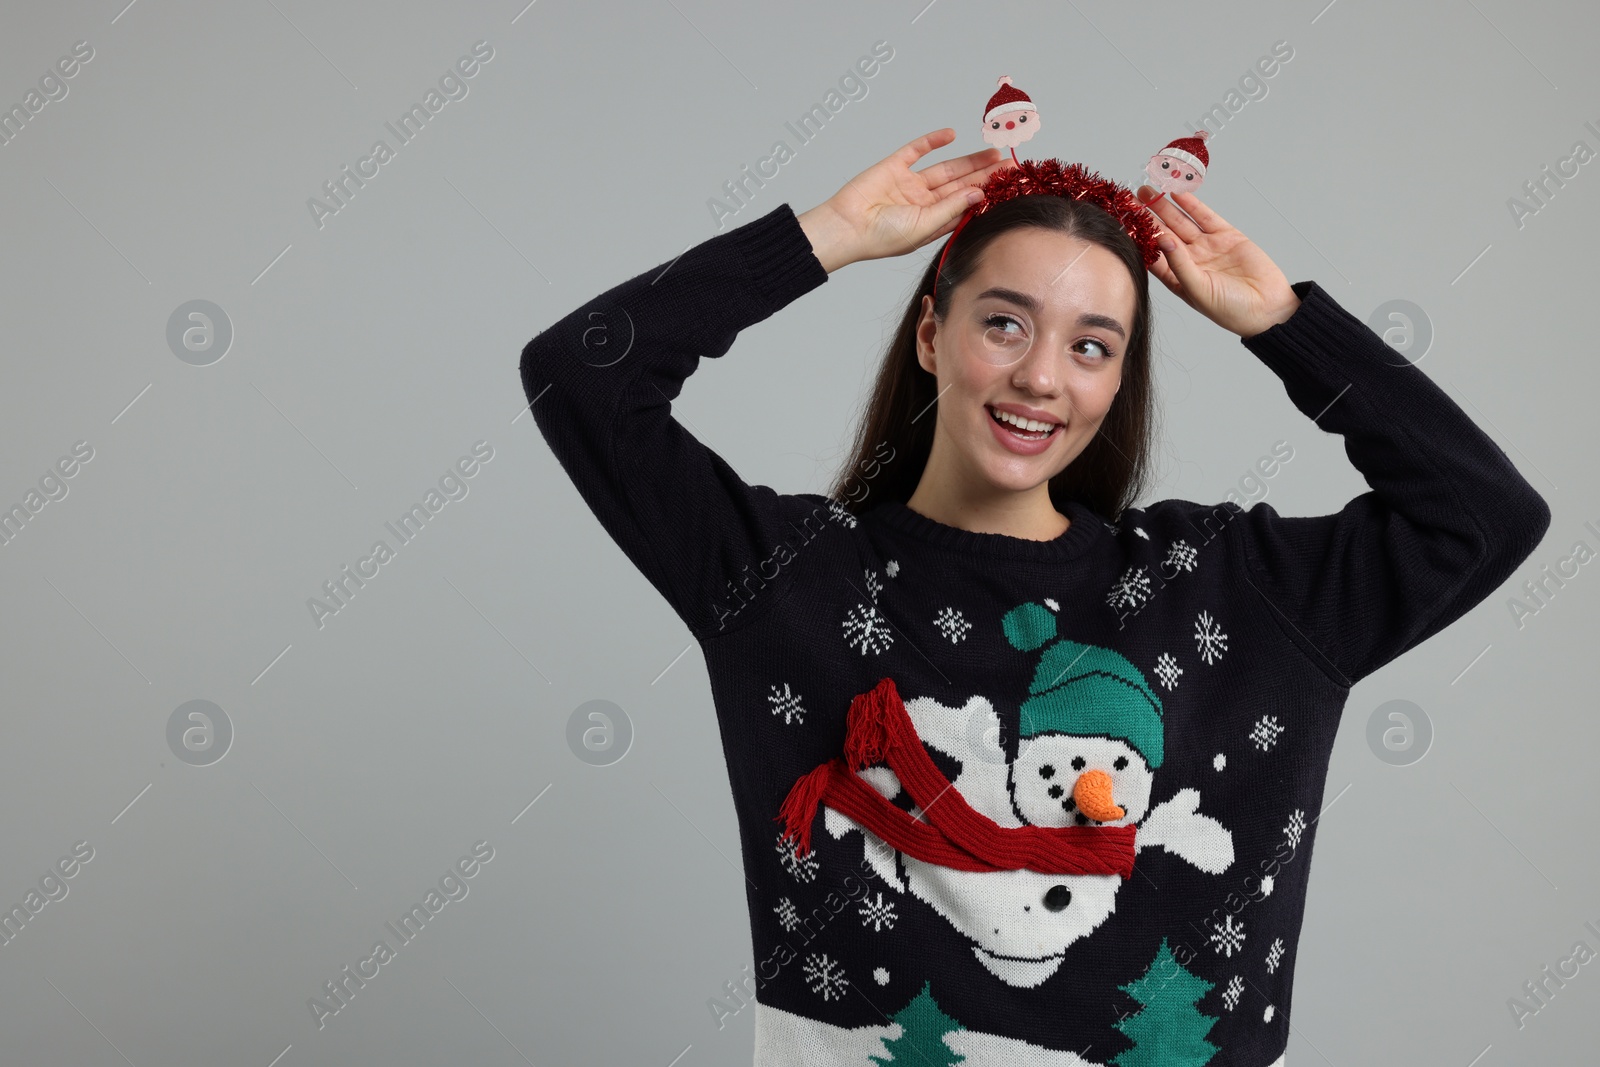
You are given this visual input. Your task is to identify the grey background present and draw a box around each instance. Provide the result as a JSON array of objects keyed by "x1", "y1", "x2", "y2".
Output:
[{"x1": 1, "y1": 0, "x2": 1595, "y2": 1064}]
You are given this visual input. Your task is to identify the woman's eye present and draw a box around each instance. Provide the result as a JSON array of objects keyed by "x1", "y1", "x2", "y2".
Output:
[
  {"x1": 984, "y1": 314, "x2": 1024, "y2": 334},
  {"x1": 1076, "y1": 339, "x2": 1112, "y2": 360}
]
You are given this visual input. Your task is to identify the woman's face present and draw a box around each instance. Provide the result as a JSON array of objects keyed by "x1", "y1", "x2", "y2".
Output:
[{"x1": 916, "y1": 227, "x2": 1138, "y2": 496}]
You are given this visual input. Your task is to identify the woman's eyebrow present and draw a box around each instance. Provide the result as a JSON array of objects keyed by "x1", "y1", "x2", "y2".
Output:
[{"x1": 975, "y1": 287, "x2": 1127, "y2": 340}]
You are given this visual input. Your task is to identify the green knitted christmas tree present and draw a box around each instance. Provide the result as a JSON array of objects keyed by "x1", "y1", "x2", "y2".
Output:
[
  {"x1": 1109, "y1": 937, "x2": 1220, "y2": 1066},
  {"x1": 871, "y1": 979, "x2": 966, "y2": 1066}
]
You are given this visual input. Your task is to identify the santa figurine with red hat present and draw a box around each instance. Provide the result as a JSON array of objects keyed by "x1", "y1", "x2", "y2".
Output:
[
  {"x1": 980, "y1": 75, "x2": 1041, "y2": 158},
  {"x1": 1143, "y1": 129, "x2": 1212, "y2": 199}
]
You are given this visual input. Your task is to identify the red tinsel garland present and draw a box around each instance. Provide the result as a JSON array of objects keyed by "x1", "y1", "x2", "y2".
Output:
[{"x1": 934, "y1": 158, "x2": 1164, "y2": 295}]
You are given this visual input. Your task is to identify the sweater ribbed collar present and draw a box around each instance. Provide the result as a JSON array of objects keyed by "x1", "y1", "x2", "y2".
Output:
[{"x1": 865, "y1": 498, "x2": 1105, "y2": 563}]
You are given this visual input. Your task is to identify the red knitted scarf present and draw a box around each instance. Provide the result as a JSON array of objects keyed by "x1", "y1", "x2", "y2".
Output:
[{"x1": 775, "y1": 676, "x2": 1137, "y2": 877}]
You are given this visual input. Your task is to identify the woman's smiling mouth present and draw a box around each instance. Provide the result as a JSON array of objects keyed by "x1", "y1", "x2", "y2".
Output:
[{"x1": 986, "y1": 403, "x2": 1063, "y2": 453}]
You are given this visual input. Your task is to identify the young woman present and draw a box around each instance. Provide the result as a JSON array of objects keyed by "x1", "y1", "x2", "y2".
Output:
[{"x1": 521, "y1": 129, "x2": 1549, "y2": 1066}]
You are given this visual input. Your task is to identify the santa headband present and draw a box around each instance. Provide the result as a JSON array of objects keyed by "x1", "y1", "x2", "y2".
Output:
[{"x1": 933, "y1": 76, "x2": 1217, "y2": 297}]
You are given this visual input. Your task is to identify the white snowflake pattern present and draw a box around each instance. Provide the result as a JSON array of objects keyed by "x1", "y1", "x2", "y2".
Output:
[
  {"x1": 767, "y1": 683, "x2": 807, "y2": 726},
  {"x1": 873, "y1": 967, "x2": 890, "y2": 986},
  {"x1": 1213, "y1": 752, "x2": 1227, "y2": 772},
  {"x1": 1043, "y1": 597, "x2": 1059, "y2": 611},
  {"x1": 1209, "y1": 913, "x2": 1246, "y2": 957},
  {"x1": 1134, "y1": 526, "x2": 1150, "y2": 540},
  {"x1": 842, "y1": 568, "x2": 895, "y2": 655},
  {"x1": 842, "y1": 603, "x2": 893, "y2": 655},
  {"x1": 776, "y1": 832, "x2": 820, "y2": 883},
  {"x1": 1283, "y1": 809, "x2": 1307, "y2": 849},
  {"x1": 1194, "y1": 610, "x2": 1229, "y2": 664},
  {"x1": 1259, "y1": 874, "x2": 1274, "y2": 896},
  {"x1": 1266, "y1": 937, "x2": 1285, "y2": 974},
  {"x1": 1264, "y1": 1004, "x2": 1276, "y2": 1023},
  {"x1": 859, "y1": 891, "x2": 898, "y2": 932},
  {"x1": 885, "y1": 559, "x2": 899, "y2": 577},
  {"x1": 827, "y1": 499, "x2": 858, "y2": 528},
  {"x1": 1248, "y1": 715, "x2": 1285, "y2": 751},
  {"x1": 774, "y1": 897, "x2": 801, "y2": 932},
  {"x1": 1221, "y1": 974, "x2": 1245, "y2": 1011},
  {"x1": 933, "y1": 607, "x2": 972, "y2": 643},
  {"x1": 1164, "y1": 539, "x2": 1198, "y2": 573},
  {"x1": 802, "y1": 953, "x2": 849, "y2": 1001},
  {"x1": 1106, "y1": 565, "x2": 1153, "y2": 612},
  {"x1": 1153, "y1": 653, "x2": 1183, "y2": 691}
]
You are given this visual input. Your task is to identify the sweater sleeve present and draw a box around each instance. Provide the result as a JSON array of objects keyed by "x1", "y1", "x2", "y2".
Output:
[
  {"x1": 1206, "y1": 280, "x2": 1551, "y2": 688},
  {"x1": 519, "y1": 203, "x2": 832, "y2": 641}
]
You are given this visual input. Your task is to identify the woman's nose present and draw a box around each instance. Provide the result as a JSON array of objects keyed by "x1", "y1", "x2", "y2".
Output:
[{"x1": 1013, "y1": 343, "x2": 1063, "y2": 391}]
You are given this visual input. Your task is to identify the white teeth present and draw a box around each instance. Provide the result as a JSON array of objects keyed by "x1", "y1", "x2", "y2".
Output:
[{"x1": 990, "y1": 406, "x2": 1057, "y2": 433}]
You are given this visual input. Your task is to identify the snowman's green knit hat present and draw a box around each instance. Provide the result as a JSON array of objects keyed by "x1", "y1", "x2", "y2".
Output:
[{"x1": 1001, "y1": 600, "x2": 1165, "y2": 769}]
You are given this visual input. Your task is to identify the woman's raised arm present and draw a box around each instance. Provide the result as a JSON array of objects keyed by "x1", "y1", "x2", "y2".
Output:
[
  {"x1": 520, "y1": 131, "x2": 1005, "y2": 641},
  {"x1": 1137, "y1": 189, "x2": 1550, "y2": 686},
  {"x1": 520, "y1": 204, "x2": 827, "y2": 641}
]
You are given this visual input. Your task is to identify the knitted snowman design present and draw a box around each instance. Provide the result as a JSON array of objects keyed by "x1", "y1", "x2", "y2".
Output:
[{"x1": 824, "y1": 599, "x2": 1234, "y2": 989}]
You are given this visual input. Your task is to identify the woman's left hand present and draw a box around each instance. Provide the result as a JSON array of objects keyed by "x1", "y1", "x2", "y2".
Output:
[{"x1": 1136, "y1": 187, "x2": 1300, "y2": 339}]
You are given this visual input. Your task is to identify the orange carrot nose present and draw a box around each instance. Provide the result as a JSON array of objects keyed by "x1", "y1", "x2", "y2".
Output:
[{"x1": 1073, "y1": 770, "x2": 1126, "y2": 823}]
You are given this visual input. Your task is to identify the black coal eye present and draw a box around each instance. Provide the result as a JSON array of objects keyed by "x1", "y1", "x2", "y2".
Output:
[
  {"x1": 991, "y1": 121, "x2": 999, "y2": 128},
  {"x1": 1113, "y1": 756, "x2": 1128, "y2": 770},
  {"x1": 1161, "y1": 161, "x2": 1170, "y2": 169},
  {"x1": 1185, "y1": 173, "x2": 1194, "y2": 180},
  {"x1": 1019, "y1": 114, "x2": 1028, "y2": 122},
  {"x1": 1038, "y1": 764, "x2": 1056, "y2": 779},
  {"x1": 1044, "y1": 885, "x2": 1072, "y2": 911},
  {"x1": 1070, "y1": 756, "x2": 1086, "y2": 771}
]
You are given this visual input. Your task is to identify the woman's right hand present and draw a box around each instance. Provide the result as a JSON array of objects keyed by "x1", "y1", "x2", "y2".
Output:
[{"x1": 797, "y1": 128, "x2": 1010, "y2": 274}]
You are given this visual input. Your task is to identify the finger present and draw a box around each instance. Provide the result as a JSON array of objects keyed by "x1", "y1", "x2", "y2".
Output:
[
  {"x1": 1145, "y1": 236, "x2": 1183, "y2": 294},
  {"x1": 1169, "y1": 191, "x2": 1232, "y2": 234},
  {"x1": 914, "y1": 146, "x2": 1003, "y2": 188},
  {"x1": 1146, "y1": 247, "x2": 1180, "y2": 293},
  {"x1": 926, "y1": 156, "x2": 1009, "y2": 203},
  {"x1": 1137, "y1": 185, "x2": 1198, "y2": 242},
  {"x1": 891, "y1": 128, "x2": 958, "y2": 169},
  {"x1": 1156, "y1": 230, "x2": 1208, "y2": 296},
  {"x1": 1136, "y1": 186, "x2": 1202, "y2": 244},
  {"x1": 922, "y1": 186, "x2": 984, "y2": 244}
]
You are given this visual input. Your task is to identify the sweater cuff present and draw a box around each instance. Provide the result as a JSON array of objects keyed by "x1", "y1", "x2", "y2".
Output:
[
  {"x1": 721, "y1": 203, "x2": 831, "y2": 311},
  {"x1": 1241, "y1": 279, "x2": 1332, "y2": 348},
  {"x1": 1238, "y1": 280, "x2": 1405, "y2": 400}
]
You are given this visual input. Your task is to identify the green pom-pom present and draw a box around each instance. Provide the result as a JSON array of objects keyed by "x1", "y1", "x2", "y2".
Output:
[{"x1": 1002, "y1": 601, "x2": 1056, "y2": 652}]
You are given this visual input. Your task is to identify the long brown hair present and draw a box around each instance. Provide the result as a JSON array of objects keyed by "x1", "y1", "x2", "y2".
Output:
[{"x1": 827, "y1": 194, "x2": 1158, "y2": 522}]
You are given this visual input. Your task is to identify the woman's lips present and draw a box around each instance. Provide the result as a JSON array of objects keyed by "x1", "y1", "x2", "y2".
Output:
[{"x1": 986, "y1": 405, "x2": 1060, "y2": 456}]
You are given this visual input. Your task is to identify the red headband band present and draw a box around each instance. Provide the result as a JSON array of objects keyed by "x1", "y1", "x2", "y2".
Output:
[{"x1": 932, "y1": 157, "x2": 1164, "y2": 300}]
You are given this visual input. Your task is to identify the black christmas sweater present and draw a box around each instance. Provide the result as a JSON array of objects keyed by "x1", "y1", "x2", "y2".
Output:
[{"x1": 520, "y1": 202, "x2": 1550, "y2": 1067}]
